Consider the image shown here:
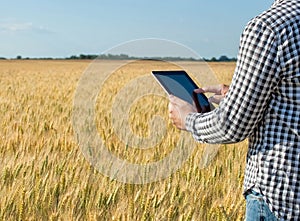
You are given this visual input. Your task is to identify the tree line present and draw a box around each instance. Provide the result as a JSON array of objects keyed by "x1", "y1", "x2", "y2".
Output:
[{"x1": 1, "y1": 54, "x2": 237, "y2": 62}]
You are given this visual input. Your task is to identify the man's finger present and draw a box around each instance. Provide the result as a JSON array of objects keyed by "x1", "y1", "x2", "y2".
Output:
[
  {"x1": 208, "y1": 95, "x2": 225, "y2": 104},
  {"x1": 194, "y1": 88, "x2": 205, "y2": 93},
  {"x1": 200, "y1": 85, "x2": 223, "y2": 94}
]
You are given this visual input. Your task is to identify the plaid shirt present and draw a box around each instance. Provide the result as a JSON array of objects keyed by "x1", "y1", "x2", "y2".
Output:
[{"x1": 185, "y1": 0, "x2": 300, "y2": 219}]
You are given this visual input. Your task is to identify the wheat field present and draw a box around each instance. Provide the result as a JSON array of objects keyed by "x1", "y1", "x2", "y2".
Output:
[{"x1": 0, "y1": 59, "x2": 248, "y2": 220}]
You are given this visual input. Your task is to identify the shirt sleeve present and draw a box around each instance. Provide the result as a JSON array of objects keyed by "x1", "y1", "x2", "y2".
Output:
[{"x1": 185, "y1": 18, "x2": 281, "y2": 144}]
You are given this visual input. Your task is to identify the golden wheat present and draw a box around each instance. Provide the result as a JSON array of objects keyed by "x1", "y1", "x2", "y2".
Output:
[{"x1": 0, "y1": 59, "x2": 247, "y2": 220}]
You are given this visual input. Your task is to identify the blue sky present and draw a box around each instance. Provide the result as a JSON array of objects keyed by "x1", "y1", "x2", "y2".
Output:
[{"x1": 0, "y1": 0, "x2": 274, "y2": 59}]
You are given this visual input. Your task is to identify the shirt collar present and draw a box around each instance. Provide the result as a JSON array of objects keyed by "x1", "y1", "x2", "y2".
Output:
[{"x1": 273, "y1": 0, "x2": 285, "y2": 5}]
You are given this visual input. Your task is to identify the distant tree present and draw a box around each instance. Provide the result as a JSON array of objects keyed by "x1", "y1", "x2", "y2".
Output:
[
  {"x1": 68, "y1": 55, "x2": 79, "y2": 59},
  {"x1": 218, "y1": 55, "x2": 230, "y2": 62},
  {"x1": 119, "y1": 54, "x2": 129, "y2": 59},
  {"x1": 79, "y1": 54, "x2": 87, "y2": 59},
  {"x1": 210, "y1": 57, "x2": 217, "y2": 62},
  {"x1": 16, "y1": 55, "x2": 22, "y2": 60}
]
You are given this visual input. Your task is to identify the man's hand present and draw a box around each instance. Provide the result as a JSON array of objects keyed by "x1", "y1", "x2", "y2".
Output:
[
  {"x1": 168, "y1": 95, "x2": 197, "y2": 130},
  {"x1": 195, "y1": 84, "x2": 229, "y2": 105},
  {"x1": 168, "y1": 84, "x2": 229, "y2": 130}
]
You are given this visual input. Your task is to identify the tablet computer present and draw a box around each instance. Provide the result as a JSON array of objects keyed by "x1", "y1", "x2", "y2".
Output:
[{"x1": 152, "y1": 70, "x2": 211, "y2": 113}]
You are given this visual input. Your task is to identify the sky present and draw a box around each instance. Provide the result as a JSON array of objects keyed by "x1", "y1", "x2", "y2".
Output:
[{"x1": 0, "y1": 0, "x2": 274, "y2": 59}]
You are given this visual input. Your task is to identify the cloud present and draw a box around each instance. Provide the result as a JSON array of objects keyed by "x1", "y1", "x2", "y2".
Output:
[
  {"x1": 0, "y1": 21, "x2": 53, "y2": 34},
  {"x1": 0, "y1": 22, "x2": 31, "y2": 32}
]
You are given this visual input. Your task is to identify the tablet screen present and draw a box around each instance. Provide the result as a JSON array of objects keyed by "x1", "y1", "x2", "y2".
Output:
[
  {"x1": 152, "y1": 70, "x2": 210, "y2": 113},
  {"x1": 152, "y1": 70, "x2": 197, "y2": 104}
]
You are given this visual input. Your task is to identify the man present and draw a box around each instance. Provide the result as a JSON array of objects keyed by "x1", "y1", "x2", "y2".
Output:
[{"x1": 168, "y1": 0, "x2": 300, "y2": 220}]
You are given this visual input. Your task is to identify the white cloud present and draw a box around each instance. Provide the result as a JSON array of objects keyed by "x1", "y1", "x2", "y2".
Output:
[
  {"x1": 0, "y1": 22, "x2": 31, "y2": 31},
  {"x1": 0, "y1": 21, "x2": 53, "y2": 34}
]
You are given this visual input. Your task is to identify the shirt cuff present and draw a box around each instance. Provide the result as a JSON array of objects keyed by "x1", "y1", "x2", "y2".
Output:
[{"x1": 185, "y1": 112, "x2": 199, "y2": 132}]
